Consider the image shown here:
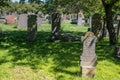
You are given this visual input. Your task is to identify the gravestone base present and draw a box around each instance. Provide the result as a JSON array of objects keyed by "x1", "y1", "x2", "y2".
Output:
[{"x1": 82, "y1": 66, "x2": 95, "y2": 78}]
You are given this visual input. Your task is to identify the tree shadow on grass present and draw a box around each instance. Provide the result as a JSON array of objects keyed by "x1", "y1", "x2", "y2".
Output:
[
  {"x1": 0, "y1": 30, "x2": 83, "y2": 77},
  {"x1": 96, "y1": 44, "x2": 120, "y2": 65},
  {"x1": 0, "y1": 30, "x2": 120, "y2": 78}
]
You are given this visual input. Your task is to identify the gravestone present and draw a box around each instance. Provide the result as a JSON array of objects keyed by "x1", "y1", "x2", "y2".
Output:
[
  {"x1": 17, "y1": 14, "x2": 28, "y2": 28},
  {"x1": 78, "y1": 11, "x2": 84, "y2": 26},
  {"x1": 37, "y1": 16, "x2": 42, "y2": 26},
  {"x1": 51, "y1": 13, "x2": 61, "y2": 41},
  {"x1": 61, "y1": 14, "x2": 67, "y2": 22},
  {"x1": 5, "y1": 15, "x2": 16, "y2": 24},
  {"x1": 0, "y1": 18, "x2": 5, "y2": 23},
  {"x1": 116, "y1": 16, "x2": 120, "y2": 36},
  {"x1": 0, "y1": 28, "x2": 2, "y2": 36},
  {"x1": 80, "y1": 31, "x2": 97, "y2": 78},
  {"x1": 92, "y1": 13, "x2": 102, "y2": 37},
  {"x1": 37, "y1": 17, "x2": 46, "y2": 26},
  {"x1": 114, "y1": 46, "x2": 120, "y2": 58},
  {"x1": 27, "y1": 15, "x2": 37, "y2": 42}
]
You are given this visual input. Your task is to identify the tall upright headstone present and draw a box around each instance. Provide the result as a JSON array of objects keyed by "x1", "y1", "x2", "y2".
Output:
[
  {"x1": 117, "y1": 16, "x2": 120, "y2": 36},
  {"x1": 17, "y1": 14, "x2": 28, "y2": 28},
  {"x1": 80, "y1": 31, "x2": 97, "y2": 78},
  {"x1": 37, "y1": 16, "x2": 42, "y2": 26},
  {"x1": 51, "y1": 13, "x2": 61, "y2": 41},
  {"x1": 92, "y1": 13, "x2": 102, "y2": 37},
  {"x1": 61, "y1": 14, "x2": 67, "y2": 22},
  {"x1": 37, "y1": 11, "x2": 43, "y2": 26},
  {"x1": 77, "y1": 11, "x2": 84, "y2": 26},
  {"x1": 27, "y1": 15, "x2": 37, "y2": 42},
  {"x1": 0, "y1": 28, "x2": 2, "y2": 36}
]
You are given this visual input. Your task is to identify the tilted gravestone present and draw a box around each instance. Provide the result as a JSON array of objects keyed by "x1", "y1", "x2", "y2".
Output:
[
  {"x1": 27, "y1": 15, "x2": 37, "y2": 42},
  {"x1": 80, "y1": 31, "x2": 97, "y2": 78},
  {"x1": 5, "y1": 15, "x2": 16, "y2": 24},
  {"x1": 17, "y1": 14, "x2": 28, "y2": 28},
  {"x1": 92, "y1": 13, "x2": 102, "y2": 38}
]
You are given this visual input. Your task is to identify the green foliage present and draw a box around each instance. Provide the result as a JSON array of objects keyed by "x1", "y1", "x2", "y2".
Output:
[
  {"x1": 0, "y1": 1, "x2": 44, "y2": 14},
  {"x1": 0, "y1": 22, "x2": 120, "y2": 80},
  {"x1": 113, "y1": 1, "x2": 120, "y2": 15},
  {"x1": 0, "y1": 0, "x2": 9, "y2": 7}
]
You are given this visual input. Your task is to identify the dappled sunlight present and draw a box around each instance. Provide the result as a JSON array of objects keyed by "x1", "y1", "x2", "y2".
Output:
[{"x1": 0, "y1": 23, "x2": 120, "y2": 79}]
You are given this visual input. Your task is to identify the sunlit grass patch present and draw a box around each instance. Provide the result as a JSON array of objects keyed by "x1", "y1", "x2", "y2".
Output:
[{"x1": 0, "y1": 22, "x2": 120, "y2": 80}]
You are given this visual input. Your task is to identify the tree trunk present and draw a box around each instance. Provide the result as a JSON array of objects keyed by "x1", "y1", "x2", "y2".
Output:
[
  {"x1": 105, "y1": 6, "x2": 117, "y2": 45},
  {"x1": 51, "y1": 12, "x2": 61, "y2": 41},
  {"x1": 102, "y1": 17, "x2": 107, "y2": 38}
]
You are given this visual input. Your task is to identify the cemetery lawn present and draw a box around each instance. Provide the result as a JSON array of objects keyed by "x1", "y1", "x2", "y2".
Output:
[{"x1": 0, "y1": 22, "x2": 120, "y2": 80}]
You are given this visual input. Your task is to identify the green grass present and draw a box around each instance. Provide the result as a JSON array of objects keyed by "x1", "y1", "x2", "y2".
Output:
[{"x1": 0, "y1": 21, "x2": 120, "y2": 80}]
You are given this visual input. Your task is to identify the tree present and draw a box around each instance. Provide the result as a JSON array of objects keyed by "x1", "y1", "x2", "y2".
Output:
[{"x1": 101, "y1": 0, "x2": 120, "y2": 45}]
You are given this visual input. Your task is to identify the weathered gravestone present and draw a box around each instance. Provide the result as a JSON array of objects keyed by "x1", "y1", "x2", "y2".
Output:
[
  {"x1": 80, "y1": 31, "x2": 97, "y2": 78},
  {"x1": 114, "y1": 46, "x2": 120, "y2": 58},
  {"x1": 92, "y1": 13, "x2": 102, "y2": 38},
  {"x1": 61, "y1": 14, "x2": 67, "y2": 22},
  {"x1": 27, "y1": 15, "x2": 37, "y2": 42},
  {"x1": 37, "y1": 11, "x2": 46, "y2": 25},
  {"x1": 0, "y1": 28, "x2": 2, "y2": 36},
  {"x1": 117, "y1": 16, "x2": 120, "y2": 36},
  {"x1": 17, "y1": 14, "x2": 28, "y2": 28},
  {"x1": 5, "y1": 15, "x2": 16, "y2": 24},
  {"x1": 51, "y1": 13, "x2": 61, "y2": 41},
  {"x1": 37, "y1": 16, "x2": 42, "y2": 26},
  {"x1": 78, "y1": 11, "x2": 84, "y2": 26},
  {"x1": 0, "y1": 18, "x2": 5, "y2": 23},
  {"x1": 37, "y1": 18, "x2": 46, "y2": 26}
]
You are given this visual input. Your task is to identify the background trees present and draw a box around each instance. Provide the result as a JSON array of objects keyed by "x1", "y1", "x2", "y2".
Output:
[
  {"x1": 101, "y1": 0, "x2": 120, "y2": 45},
  {"x1": 0, "y1": 0, "x2": 120, "y2": 45}
]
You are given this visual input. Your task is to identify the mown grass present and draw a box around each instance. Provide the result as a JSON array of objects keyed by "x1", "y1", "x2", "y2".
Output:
[{"x1": 0, "y1": 21, "x2": 120, "y2": 80}]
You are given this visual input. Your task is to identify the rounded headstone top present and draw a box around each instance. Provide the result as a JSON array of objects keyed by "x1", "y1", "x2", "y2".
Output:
[{"x1": 84, "y1": 31, "x2": 96, "y2": 38}]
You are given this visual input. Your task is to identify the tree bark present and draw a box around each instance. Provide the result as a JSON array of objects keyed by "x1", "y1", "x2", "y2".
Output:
[
  {"x1": 51, "y1": 12, "x2": 61, "y2": 41},
  {"x1": 101, "y1": 0, "x2": 119, "y2": 45},
  {"x1": 102, "y1": 17, "x2": 107, "y2": 38},
  {"x1": 105, "y1": 5, "x2": 117, "y2": 45}
]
